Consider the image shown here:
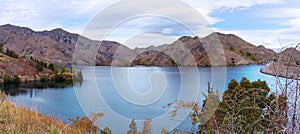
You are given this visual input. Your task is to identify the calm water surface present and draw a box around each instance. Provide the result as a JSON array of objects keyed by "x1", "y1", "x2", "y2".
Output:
[{"x1": 6, "y1": 65, "x2": 276, "y2": 133}]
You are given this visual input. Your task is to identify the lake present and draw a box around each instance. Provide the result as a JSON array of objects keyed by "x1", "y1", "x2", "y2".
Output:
[{"x1": 4, "y1": 65, "x2": 276, "y2": 133}]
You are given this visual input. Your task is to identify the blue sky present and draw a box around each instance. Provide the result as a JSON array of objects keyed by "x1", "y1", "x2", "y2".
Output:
[{"x1": 0, "y1": 0, "x2": 299, "y2": 48}]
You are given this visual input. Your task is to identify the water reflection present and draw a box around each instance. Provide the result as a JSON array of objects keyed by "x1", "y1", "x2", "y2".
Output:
[
  {"x1": 3, "y1": 65, "x2": 277, "y2": 133},
  {"x1": 0, "y1": 81, "x2": 81, "y2": 96}
]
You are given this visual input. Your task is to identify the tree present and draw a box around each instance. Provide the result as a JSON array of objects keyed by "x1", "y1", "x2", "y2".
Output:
[
  {"x1": 54, "y1": 67, "x2": 58, "y2": 74},
  {"x1": 142, "y1": 119, "x2": 152, "y2": 134},
  {"x1": 127, "y1": 119, "x2": 137, "y2": 134},
  {"x1": 36, "y1": 63, "x2": 43, "y2": 72},
  {"x1": 62, "y1": 72, "x2": 73, "y2": 81},
  {"x1": 228, "y1": 79, "x2": 238, "y2": 90},
  {"x1": 0, "y1": 44, "x2": 3, "y2": 53},
  {"x1": 230, "y1": 46, "x2": 235, "y2": 51},
  {"x1": 196, "y1": 83, "x2": 220, "y2": 133},
  {"x1": 4, "y1": 75, "x2": 21, "y2": 84},
  {"x1": 48, "y1": 63, "x2": 55, "y2": 71},
  {"x1": 61, "y1": 65, "x2": 66, "y2": 74},
  {"x1": 196, "y1": 78, "x2": 278, "y2": 133},
  {"x1": 101, "y1": 127, "x2": 112, "y2": 134},
  {"x1": 69, "y1": 116, "x2": 97, "y2": 133},
  {"x1": 5, "y1": 48, "x2": 19, "y2": 58},
  {"x1": 75, "y1": 69, "x2": 83, "y2": 81},
  {"x1": 161, "y1": 126, "x2": 169, "y2": 134},
  {"x1": 231, "y1": 57, "x2": 235, "y2": 65}
]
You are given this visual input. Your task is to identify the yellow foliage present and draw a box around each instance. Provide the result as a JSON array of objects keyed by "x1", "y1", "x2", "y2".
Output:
[{"x1": 62, "y1": 72, "x2": 73, "y2": 81}]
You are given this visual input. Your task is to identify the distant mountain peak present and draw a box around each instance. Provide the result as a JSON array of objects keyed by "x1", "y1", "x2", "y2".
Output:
[
  {"x1": 0, "y1": 24, "x2": 19, "y2": 28},
  {"x1": 0, "y1": 24, "x2": 34, "y2": 34},
  {"x1": 50, "y1": 28, "x2": 68, "y2": 33},
  {"x1": 178, "y1": 36, "x2": 198, "y2": 41}
]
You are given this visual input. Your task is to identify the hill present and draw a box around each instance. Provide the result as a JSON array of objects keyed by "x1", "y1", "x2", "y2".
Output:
[
  {"x1": 113, "y1": 33, "x2": 278, "y2": 66},
  {"x1": 0, "y1": 50, "x2": 52, "y2": 83},
  {"x1": 280, "y1": 47, "x2": 300, "y2": 65},
  {"x1": 0, "y1": 24, "x2": 297, "y2": 66}
]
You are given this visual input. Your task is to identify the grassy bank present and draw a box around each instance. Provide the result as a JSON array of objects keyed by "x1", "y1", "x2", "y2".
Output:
[{"x1": 0, "y1": 91, "x2": 89, "y2": 134}]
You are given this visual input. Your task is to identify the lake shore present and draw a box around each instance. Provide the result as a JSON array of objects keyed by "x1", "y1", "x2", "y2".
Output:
[
  {"x1": 3, "y1": 65, "x2": 274, "y2": 133},
  {"x1": 0, "y1": 90, "x2": 88, "y2": 134},
  {"x1": 260, "y1": 62, "x2": 300, "y2": 80}
]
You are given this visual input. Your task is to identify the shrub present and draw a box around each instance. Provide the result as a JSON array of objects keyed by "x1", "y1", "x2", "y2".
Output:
[
  {"x1": 5, "y1": 48, "x2": 19, "y2": 58},
  {"x1": 62, "y1": 72, "x2": 73, "y2": 81},
  {"x1": 40, "y1": 75, "x2": 49, "y2": 82},
  {"x1": 4, "y1": 75, "x2": 21, "y2": 84},
  {"x1": 69, "y1": 116, "x2": 98, "y2": 133}
]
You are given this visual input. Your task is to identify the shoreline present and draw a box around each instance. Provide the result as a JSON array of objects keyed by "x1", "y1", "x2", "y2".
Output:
[
  {"x1": 0, "y1": 91, "x2": 85, "y2": 134},
  {"x1": 77, "y1": 62, "x2": 265, "y2": 67},
  {"x1": 260, "y1": 63, "x2": 300, "y2": 80}
]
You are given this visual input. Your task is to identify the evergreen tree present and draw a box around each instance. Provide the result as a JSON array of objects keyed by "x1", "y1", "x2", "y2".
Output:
[
  {"x1": 0, "y1": 44, "x2": 3, "y2": 53},
  {"x1": 127, "y1": 119, "x2": 137, "y2": 134},
  {"x1": 61, "y1": 66, "x2": 66, "y2": 74},
  {"x1": 101, "y1": 127, "x2": 112, "y2": 134},
  {"x1": 197, "y1": 78, "x2": 280, "y2": 133},
  {"x1": 48, "y1": 63, "x2": 55, "y2": 71}
]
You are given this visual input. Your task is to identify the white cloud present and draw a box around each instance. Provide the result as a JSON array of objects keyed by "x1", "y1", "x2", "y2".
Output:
[
  {"x1": 0, "y1": 0, "x2": 282, "y2": 31},
  {"x1": 217, "y1": 28, "x2": 300, "y2": 49},
  {"x1": 0, "y1": 0, "x2": 298, "y2": 49},
  {"x1": 161, "y1": 28, "x2": 173, "y2": 35},
  {"x1": 124, "y1": 32, "x2": 178, "y2": 48},
  {"x1": 227, "y1": 5, "x2": 300, "y2": 48},
  {"x1": 0, "y1": 0, "x2": 121, "y2": 33},
  {"x1": 183, "y1": 0, "x2": 283, "y2": 24}
]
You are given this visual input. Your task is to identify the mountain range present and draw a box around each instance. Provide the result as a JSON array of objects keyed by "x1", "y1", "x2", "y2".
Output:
[{"x1": 0, "y1": 24, "x2": 299, "y2": 66}]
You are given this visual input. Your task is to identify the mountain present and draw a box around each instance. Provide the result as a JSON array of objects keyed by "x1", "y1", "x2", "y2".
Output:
[
  {"x1": 0, "y1": 24, "x2": 131, "y2": 66},
  {"x1": 125, "y1": 33, "x2": 277, "y2": 66},
  {"x1": 0, "y1": 24, "x2": 291, "y2": 66},
  {"x1": 280, "y1": 48, "x2": 300, "y2": 65}
]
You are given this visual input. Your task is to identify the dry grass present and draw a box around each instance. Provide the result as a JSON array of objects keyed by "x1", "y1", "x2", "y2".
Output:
[{"x1": 0, "y1": 90, "x2": 94, "y2": 134}]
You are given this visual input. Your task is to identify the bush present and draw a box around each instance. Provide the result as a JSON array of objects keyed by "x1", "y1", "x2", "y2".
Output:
[
  {"x1": 40, "y1": 75, "x2": 49, "y2": 82},
  {"x1": 62, "y1": 72, "x2": 73, "y2": 81},
  {"x1": 69, "y1": 116, "x2": 98, "y2": 133},
  {"x1": 4, "y1": 75, "x2": 21, "y2": 84},
  {"x1": 5, "y1": 48, "x2": 19, "y2": 58},
  {"x1": 48, "y1": 63, "x2": 55, "y2": 71},
  {"x1": 54, "y1": 74, "x2": 64, "y2": 82},
  {"x1": 36, "y1": 64, "x2": 44, "y2": 72},
  {"x1": 0, "y1": 44, "x2": 3, "y2": 53}
]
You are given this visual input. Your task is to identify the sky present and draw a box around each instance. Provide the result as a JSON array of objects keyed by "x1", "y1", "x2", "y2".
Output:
[{"x1": 0, "y1": 0, "x2": 299, "y2": 49}]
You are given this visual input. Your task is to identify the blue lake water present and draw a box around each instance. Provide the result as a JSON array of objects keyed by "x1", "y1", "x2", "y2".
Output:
[{"x1": 6, "y1": 65, "x2": 276, "y2": 133}]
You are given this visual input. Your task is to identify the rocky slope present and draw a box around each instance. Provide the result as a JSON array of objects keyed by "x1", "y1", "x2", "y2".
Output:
[
  {"x1": 0, "y1": 52, "x2": 52, "y2": 83},
  {"x1": 0, "y1": 24, "x2": 294, "y2": 66},
  {"x1": 116, "y1": 33, "x2": 278, "y2": 66},
  {"x1": 279, "y1": 48, "x2": 300, "y2": 65}
]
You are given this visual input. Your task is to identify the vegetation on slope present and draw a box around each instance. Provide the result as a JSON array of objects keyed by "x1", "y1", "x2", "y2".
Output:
[
  {"x1": 0, "y1": 44, "x2": 83, "y2": 84},
  {"x1": 0, "y1": 91, "x2": 93, "y2": 134}
]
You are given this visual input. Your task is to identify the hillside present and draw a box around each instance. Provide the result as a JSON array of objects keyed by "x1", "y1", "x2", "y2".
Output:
[
  {"x1": 0, "y1": 24, "x2": 295, "y2": 66},
  {"x1": 280, "y1": 48, "x2": 300, "y2": 65},
  {"x1": 0, "y1": 42, "x2": 83, "y2": 84},
  {"x1": 119, "y1": 33, "x2": 278, "y2": 66},
  {"x1": 0, "y1": 51, "x2": 53, "y2": 83}
]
